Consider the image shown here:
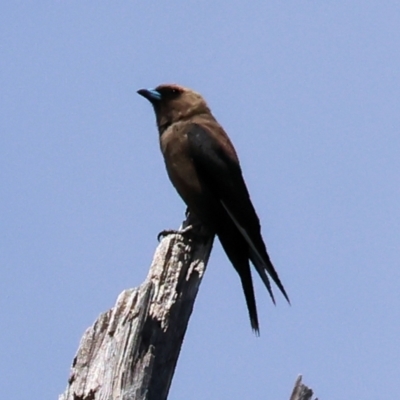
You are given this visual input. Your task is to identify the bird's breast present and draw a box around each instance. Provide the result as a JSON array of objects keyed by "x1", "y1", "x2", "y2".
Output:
[{"x1": 160, "y1": 124, "x2": 204, "y2": 208}]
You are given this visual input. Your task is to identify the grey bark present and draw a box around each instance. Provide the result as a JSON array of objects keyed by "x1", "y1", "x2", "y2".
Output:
[
  {"x1": 59, "y1": 215, "x2": 214, "y2": 400},
  {"x1": 289, "y1": 375, "x2": 317, "y2": 400}
]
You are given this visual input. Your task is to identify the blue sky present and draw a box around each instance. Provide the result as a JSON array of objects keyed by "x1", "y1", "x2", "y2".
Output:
[{"x1": 1, "y1": 2, "x2": 399, "y2": 399}]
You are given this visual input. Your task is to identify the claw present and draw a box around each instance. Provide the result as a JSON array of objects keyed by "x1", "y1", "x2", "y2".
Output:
[{"x1": 157, "y1": 225, "x2": 194, "y2": 242}]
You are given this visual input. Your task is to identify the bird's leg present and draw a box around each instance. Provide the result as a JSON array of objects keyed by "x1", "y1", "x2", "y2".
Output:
[
  {"x1": 157, "y1": 208, "x2": 209, "y2": 242},
  {"x1": 157, "y1": 224, "x2": 196, "y2": 242}
]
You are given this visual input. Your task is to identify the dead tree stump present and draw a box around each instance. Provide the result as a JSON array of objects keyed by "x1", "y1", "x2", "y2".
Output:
[
  {"x1": 59, "y1": 215, "x2": 214, "y2": 400},
  {"x1": 289, "y1": 375, "x2": 317, "y2": 400}
]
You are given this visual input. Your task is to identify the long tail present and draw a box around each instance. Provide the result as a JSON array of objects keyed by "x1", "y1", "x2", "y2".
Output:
[
  {"x1": 249, "y1": 245, "x2": 290, "y2": 304},
  {"x1": 221, "y1": 200, "x2": 290, "y2": 304},
  {"x1": 238, "y1": 261, "x2": 260, "y2": 334},
  {"x1": 218, "y1": 228, "x2": 260, "y2": 334}
]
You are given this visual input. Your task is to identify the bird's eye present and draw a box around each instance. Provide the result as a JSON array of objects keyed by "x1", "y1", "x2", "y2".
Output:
[{"x1": 157, "y1": 87, "x2": 181, "y2": 98}]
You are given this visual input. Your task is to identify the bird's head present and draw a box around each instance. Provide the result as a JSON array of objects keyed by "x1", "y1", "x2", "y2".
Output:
[{"x1": 137, "y1": 84, "x2": 211, "y2": 134}]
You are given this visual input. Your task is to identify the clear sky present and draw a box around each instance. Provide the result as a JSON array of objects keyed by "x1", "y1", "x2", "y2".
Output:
[{"x1": 1, "y1": 2, "x2": 399, "y2": 399}]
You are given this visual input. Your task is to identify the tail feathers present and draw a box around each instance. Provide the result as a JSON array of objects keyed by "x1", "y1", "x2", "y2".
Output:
[
  {"x1": 238, "y1": 263, "x2": 260, "y2": 335},
  {"x1": 249, "y1": 247, "x2": 276, "y2": 305},
  {"x1": 217, "y1": 225, "x2": 260, "y2": 334},
  {"x1": 221, "y1": 200, "x2": 290, "y2": 304},
  {"x1": 249, "y1": 247, "x2": 290, "y2": 305}
]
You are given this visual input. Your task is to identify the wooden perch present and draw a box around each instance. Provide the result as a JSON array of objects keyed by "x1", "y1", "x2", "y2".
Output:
[
  {"x1": 289, "y1": 375, "x2": 317, "y2": 400},
  {"x1": 59, "y1": 213, "x2": 317, "y2": 400},
  {"x1": 59, "y1": 214, "x2": 214, "y2": 400}
]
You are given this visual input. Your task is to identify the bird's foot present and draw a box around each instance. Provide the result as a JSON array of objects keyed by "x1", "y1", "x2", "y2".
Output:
[{"x1": 157, "y1": 225, "x2": 195, "y2": 242}]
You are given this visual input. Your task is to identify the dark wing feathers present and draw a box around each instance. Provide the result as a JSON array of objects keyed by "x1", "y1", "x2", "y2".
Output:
[
  {"x1": 186, "y1": 123, "x2": 289, "y2": 303},
  {"x1": 186, "y1": 124, "x2": 257, "y2": 225}
]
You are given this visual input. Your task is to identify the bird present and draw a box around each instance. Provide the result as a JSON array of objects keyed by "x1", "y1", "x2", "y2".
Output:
[{"x1": 137, "y1": 83, "x2": 289, "y2": 333}]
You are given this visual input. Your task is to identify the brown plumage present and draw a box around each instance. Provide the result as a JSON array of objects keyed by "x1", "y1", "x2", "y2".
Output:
[{"x1": 137, "y1": 83, "x2": 289, "y2": 333}]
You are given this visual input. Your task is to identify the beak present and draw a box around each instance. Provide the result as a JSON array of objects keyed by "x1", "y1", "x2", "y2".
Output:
[{"x1": 137, "y1": 88, "x2": 162, "y2": 103}]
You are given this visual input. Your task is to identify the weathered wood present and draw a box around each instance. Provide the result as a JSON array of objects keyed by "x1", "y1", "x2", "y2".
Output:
[
  {"x1": 59, "y1": 214, "x2": 214, "y2": 400},
  {"x1": 289, "y1": 375, "x2": 317, "y2": 400}
]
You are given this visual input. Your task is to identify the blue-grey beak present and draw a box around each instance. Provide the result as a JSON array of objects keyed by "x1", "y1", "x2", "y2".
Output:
[{"x1": 137, "y1": 88, "x2": 162, "y2": 103}]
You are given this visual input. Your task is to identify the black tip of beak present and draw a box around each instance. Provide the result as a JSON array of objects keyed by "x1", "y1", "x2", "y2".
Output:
[
  {"x1": 137, "y1": 89, "x2": 149, "y2": 97},
  {"x1": 137, "y1": 88, "x2": 162, "y2": 103}
]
